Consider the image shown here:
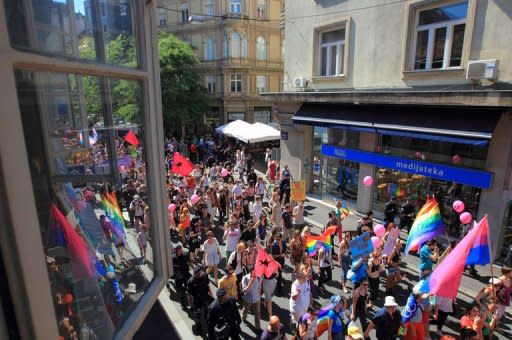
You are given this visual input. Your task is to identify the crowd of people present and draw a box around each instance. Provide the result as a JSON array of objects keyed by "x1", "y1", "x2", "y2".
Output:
[{"x1": 167, "y1": 136, "x2": 511, "y2": 340}]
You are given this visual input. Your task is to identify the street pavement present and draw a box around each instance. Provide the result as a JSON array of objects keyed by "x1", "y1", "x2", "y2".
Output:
[{"x1": 164, "y1": 173, "x2": 512, "y2": 340}]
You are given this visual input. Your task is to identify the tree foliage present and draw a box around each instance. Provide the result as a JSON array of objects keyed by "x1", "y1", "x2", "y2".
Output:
[{"x1": 158, "y1": 32, "x2": 211, "y2": 135}]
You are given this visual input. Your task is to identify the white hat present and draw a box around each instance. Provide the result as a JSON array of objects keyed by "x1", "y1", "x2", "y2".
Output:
[
  {"x1": 125, "y1": 282, "x2": 137, "y2": 294},
  {"x1": 384, "y1": 296, "x2": 398, "y2": 307}
]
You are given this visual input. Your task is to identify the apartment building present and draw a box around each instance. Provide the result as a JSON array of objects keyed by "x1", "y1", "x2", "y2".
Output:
[
  {"x1": 158, "y1": 0, "x2": 284, "y2": 125},
  {"x1": 262, "y1": 0, "x2": 512, "y2": 258}
]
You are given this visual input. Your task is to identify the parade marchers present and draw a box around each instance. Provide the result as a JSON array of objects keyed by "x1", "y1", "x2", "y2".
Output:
[{"x1": 165, "y1": 136, "x2": 511, "y2": 340}]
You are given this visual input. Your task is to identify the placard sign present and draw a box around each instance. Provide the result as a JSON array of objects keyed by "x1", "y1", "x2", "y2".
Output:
[
  {"x1": 383, "y1": 228, "x2": 400, "y2": 256},
  {"x1": 349, "y1": 232, "x2": 374, "y2": 260},
  {"x1": 290, "y1": 180, "x2": 306, "y2": 201}
]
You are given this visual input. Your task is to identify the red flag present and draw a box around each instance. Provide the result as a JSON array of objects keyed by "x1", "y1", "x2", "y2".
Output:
[
  {"x1": 254, "y1": 247, "x2": 281, "y2": 278},
  {"x1": 124, "y1": 130, "x2": 139, "y2": 147},
  {"x1": 171, "y1": 152, "x2": 195, "y2": 176},
  {"x1": 50, "y1": 204, "x2": 95, "y2": 279}
]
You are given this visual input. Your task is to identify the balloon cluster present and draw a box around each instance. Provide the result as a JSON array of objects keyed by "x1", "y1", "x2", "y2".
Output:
[{"x1": 452, "y1": 200, "x2": 472, "y2": 224}]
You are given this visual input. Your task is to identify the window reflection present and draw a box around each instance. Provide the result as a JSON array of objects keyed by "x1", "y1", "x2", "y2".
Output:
[
  {"x1": 5, "y1": 0, "x2": 138, "y2": 67},
  {"x1": 15, "y1": 69, "x2": 153, "y2": 338}
]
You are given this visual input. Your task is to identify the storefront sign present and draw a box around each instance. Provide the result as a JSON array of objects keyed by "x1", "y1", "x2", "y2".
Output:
[
  {"x1": 290, "y1": 180, "x2": 306, "y2": 201},
  {"x1": 281, "y1": 131, "x2": 288, "y2": 140},
  {"x1": 322, "y1": 145, "x2": 493, "y2": 189},
  {"x1": 349, "y1": 232, "x2": 374, "y2": 260}
]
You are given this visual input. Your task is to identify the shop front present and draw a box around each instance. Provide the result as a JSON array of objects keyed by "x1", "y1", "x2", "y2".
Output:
[{"x1": 296, "y1": 103, "x2": 503, "y2": 237}]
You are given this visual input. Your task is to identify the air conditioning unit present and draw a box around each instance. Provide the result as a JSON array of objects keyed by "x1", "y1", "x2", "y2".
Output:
[
  {"x1": 466, "y1": 59, "x2": 498, "y2": 80},
  {"x1": 294, "y1": 77, "x2": 308, "y2": 88}
]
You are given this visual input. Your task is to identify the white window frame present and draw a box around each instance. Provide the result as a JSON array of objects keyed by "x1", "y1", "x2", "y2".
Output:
[
  {"x1": 318, "y1": 29, "x2": 345, "y2": 77},
  {"x1": 230, "y1": 0, "x2": 241, "y2": 14},
  {"x1": 0, "y1": 1, "x2": 170, "y2": 339},
  {"x1": 181, "y1": 3, "x2": 189, "y2": 23},
  {"x1": 412, "y1": 2, "x2": 468, "y2": 70},
  {"x1": 256, "y1": 36, "x2": 266, "y2": 60},
  {"x1": 204, "y1": 0, "x2": 214, "y2": 16},
  {"x1": 230, "y1": 73, "x2": 242, "y2": 93},
  {"x1": 204, "y1": 37, "x2": 215, "y2": 60},
  {"x1": 206, "y1": 75, "x2": 216, "y2": 94},
  {"x1": 256, "y1": 75, "x2": 267, "y2": 93}
]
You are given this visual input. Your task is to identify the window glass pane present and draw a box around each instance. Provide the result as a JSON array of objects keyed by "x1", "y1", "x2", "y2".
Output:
[
  {"x1": 15, "y1": 69, "x2": 153, "y2": 338},
  {"x1": 338, "y1": 45, "x2": 344, "y2": 74},
  {"x1": 321, "y1": 29, "x2": 344, "y2": 44},
  {"x1": 5, "y1": 0, "x2": 138, "y2": 68},
  {"x1": 329, "y1": 46, "x2": 337, "y2": 75},
  {"x1": 231, "y1": 32, "x2": 240, "y2": 57},
  {"x1": 320, "y1": 46, "x2": 328, "y2": 76},
  {"x1": 450, "y1": 23, "x2": 465, "y2": 67},
  {"x1": 432, "y1": 27, "x2": 447, "y2": 69},
  {"x1": 419, "y1": 1, "x2": 468, "y2": 25},
  {"x1": 414, "y1": 30, "x2": 428, "y2": 70}
]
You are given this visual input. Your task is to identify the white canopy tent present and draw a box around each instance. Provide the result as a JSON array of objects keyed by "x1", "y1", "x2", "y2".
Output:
[{"x1": 216, "y1": 120, "x2": 280, "y2": 144}]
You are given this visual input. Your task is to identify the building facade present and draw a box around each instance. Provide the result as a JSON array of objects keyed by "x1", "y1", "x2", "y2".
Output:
[
  {"x1": 263, "y1": 0, "x2": 512, "y2": 258},
  {"x1": 158, "y1": 0, "x2": 284, "y2": 125},
  {"x1": 0, "y1": 0, "x2": 176, "y2": 339}
]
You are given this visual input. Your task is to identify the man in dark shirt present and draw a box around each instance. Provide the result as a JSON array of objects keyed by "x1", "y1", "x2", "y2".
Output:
[
  {"x1": 281, "y1": 204, "x2": 293, "y2": 242},
  {"x1": 207, "y1": 288, "x2": 241, "y2": 340},
  {"x1": 187, "y1": 265, "x2": 213, "y2": 336},
  {"x1": 247, "y1": 169, "x2": 257, "y2": 185},
  {"x1": 121, "y1": 180, "x2": 137, "y2": 227},
  {"x1": 384, "y1": 197, "x2": 399, "y2": 225},
  {"x1": 364, "y1": 296, "x2": 402, "y2": 340},
  {"x1": 400, "y1": 198, "x2": 415, "y2": 232},
  {"x1": 172, "y1": 244, "x2": 191, "y2": 305},
  {"x1": 240, "y1": 220, "x2": 257, "y2": 244}
]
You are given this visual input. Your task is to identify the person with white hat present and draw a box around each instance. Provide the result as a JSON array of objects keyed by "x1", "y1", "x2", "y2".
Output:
[{"x1": 364, "y1": 296, "x2": 402, "y2": 340}]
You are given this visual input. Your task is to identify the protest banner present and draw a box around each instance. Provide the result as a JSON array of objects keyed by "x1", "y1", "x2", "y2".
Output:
[
  {"x1": 290, "y1": 180, "x2": 306, "y2": 201},
  {"x1": 349, "y1": 232, "x2": 374, "y2": 260},
  {"x1": 383, "y1": 228, "x2": 400, "y2": 256}
]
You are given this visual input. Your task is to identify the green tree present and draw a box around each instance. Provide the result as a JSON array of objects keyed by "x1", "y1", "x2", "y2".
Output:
[{"x1": 158, "y1": 32, "x2": 211, "y2": 136}]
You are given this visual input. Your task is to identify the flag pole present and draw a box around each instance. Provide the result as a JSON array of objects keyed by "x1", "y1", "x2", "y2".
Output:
[{"x1": 484, "y1": 214, "x2": 497, "y2": 301}]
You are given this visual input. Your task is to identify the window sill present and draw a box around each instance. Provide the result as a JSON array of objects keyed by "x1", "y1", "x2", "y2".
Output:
[
  {"x1": 311, "y1": 75, "x2": 346, "y2": 83},
  {"x1": 402, "y1": 67, "x2": 465, "y2": 79}
]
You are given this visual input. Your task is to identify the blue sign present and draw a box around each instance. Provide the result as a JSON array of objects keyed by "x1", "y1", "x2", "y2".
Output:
[
  {"x1": 281, "y1": 131, "x2": 288, "y2": 140},
  {"x1": 322, "y1": 144, "x2": 493, "y2": 189},
  {"x1": 349, "y1": 232, "x2": 374, "y2": 260}
]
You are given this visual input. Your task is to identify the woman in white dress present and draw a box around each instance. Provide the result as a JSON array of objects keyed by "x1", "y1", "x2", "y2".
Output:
[{"x1": 202, "y1": 230, "x2": 221, "y2": 284}]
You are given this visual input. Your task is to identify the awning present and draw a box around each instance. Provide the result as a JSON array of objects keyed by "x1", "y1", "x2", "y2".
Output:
[
  {"x1": 293, "y1": 103, "x2": 502, "y2": 141},
  {"x1": 215, "y1": 120, "x2": 280, "y2": 143}
]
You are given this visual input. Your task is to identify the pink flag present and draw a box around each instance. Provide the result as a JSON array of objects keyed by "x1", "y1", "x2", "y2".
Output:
[{"x1": 429, "y1": 216, "x2": 487, "y2": 299}]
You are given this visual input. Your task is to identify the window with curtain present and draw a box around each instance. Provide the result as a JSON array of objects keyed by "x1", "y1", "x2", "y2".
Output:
[
  {"x1": 204, "y1": 37, "x2": 215, "y2": 60},
  {"x1": 231, "y1": 32, "x2": 240, "y2": 57},
  {"x1": 256, "y1": 36, "x2": 266, "y2": 60}
]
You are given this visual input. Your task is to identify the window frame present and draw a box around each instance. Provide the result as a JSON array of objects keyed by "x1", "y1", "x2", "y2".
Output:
[
  {"x1": 230, "y1": 0, "x2": 242, "y2": 14},
  {"x1": 159, "y1": 8, "x2": 167, "y2": 26},
  {"x1": 0, "y1": 1, "x2": 170, "y2": 340},
  {"x1": 312, "y1": 18, "x2": 351, "y2": 81},
  {"x1": 256, "y1": 74, "x2": 267, "y2": 93},
  {"x1": 231, "y1": 31, "x2": 241, "y2": 57},
  {"x1": 318, "y1": 29, "x2": 345, "y2": 77},
  {"x1": 206, "y1": 75, "x2": 216, "y2": 94},
  {"x1": 403, "y1": 0, "x2": 477, "y2": 75},
  {"x1": 412, "y1": 1, "x2": 468, "y2": 70},
  {"x1": 230, "y1": 73, "x2": 242, "y2": 93},
  {"x1": 256, "y1": 36, "x2": 266, "y2": 61},
  {"x1": 256, "y1": 0, "x2": 266, "y2": 19},
  {"x1": 204, "y1": 36, "x2": 215, "y2": 60},
  {"x1": 204, "y1": 0, "x2": 215, "y2": 16},
  {"x1": 181, "y1": 3, "x2": 190, "y2": 23}
]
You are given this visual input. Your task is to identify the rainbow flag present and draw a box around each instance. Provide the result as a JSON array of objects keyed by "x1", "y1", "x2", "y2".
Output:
[
  {"x1": 405, "y1": 198, "x2": 444, "y2": 254},
  {"x1": 101, "y1": 192, "x2": 127, "y2": 244},
  {"x1": 316, "y1": 304, "x2": 333, "y2": 337},
  {"x1": 305, "y1": 233, "x2": 332, "y2": 257},
  {"x1": 466, "y1": 215, "x2": 491, "y2": 265}
]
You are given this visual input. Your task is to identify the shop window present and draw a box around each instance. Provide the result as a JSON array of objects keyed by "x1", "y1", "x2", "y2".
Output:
[
  {"x1": 15, "y1": 69, "x2": 153, "y2": 339},
  {"x1": 5, "y1": 0, "x2": 137, "y2": 67},
  {"x1": 228, "y1": 112, "x2": 245, "y2": 121},
  {"x1": 410, "y1": 1, "x2": 469, "y2": 70},
  {"x1": 254, "y1": 108, "x2": 271, "y2": 123}
]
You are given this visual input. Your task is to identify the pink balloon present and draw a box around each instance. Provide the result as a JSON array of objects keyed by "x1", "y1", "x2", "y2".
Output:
[
  {"x1": 221, "y1": 168, "x2": 228, "y2": 177},
  {"x1": 415, "y1": 151, "x2": 422, "y2": 157},
  {"x1": 452, "y1": 200, "x2": 465, "y2": 213},
  {"x1": 452, "y1": 154, "x2": 461, "y2": 164},
  {"x1": 371, "y1": 236, "x2": 381, "y2": 250},
  {"x1": 363, "y1": 176, "x2": 373, "y2": 187},
  {"x1": 460, "y1": 212, "x2": 472, "y2": 224},
  {"x1": 191, "y1": 194, "x2": 200, "y2": 204},
  {"x1": 167, "y1": 203, "x2": 176, "y2": 213},
  {"x1": 374, "y1": 224, "x2": 386, "y2": 237}
]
